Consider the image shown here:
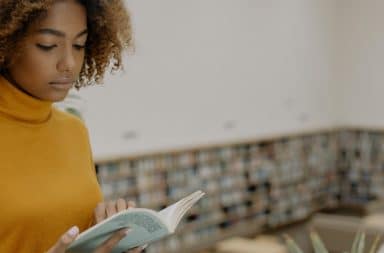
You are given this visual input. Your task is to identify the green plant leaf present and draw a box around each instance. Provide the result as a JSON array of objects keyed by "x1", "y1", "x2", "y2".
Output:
[
  {"x1": 310, "y1": 231, "x2": 329, "y2": 253},
  {"x1": 65, "y1": 107, "x2": 83, "y2": 119},
  {"x1": 284, "y1": 234, "x2": 304, "y2": 253},
  {"x1": 368, "y1": 234, "x2": 381, "y2": 253},
  {"x1": 351, "y1": 231, "x2": 362, "y2": 253},
  {"x1": 356, "y1": 233, "x2": 365, "y2": 253}
]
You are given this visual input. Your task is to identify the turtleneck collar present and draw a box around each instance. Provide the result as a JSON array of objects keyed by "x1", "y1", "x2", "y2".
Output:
[{"x1": 0, "y1": 75, "x2": 53, "y2": 123}]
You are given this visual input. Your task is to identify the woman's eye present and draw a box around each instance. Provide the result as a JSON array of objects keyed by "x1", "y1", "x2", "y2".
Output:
[
  {"x1": 36, "y1": 44, "x2": 56, "y2": 51},
  {"x1": 73, "y1": 44, "x2": 86, "y2": 50}
]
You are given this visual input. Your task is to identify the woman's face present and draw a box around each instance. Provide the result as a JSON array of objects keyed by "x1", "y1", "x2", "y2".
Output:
[{"x1": 6, "y1": 0, "x2": 87, "y2": 102}]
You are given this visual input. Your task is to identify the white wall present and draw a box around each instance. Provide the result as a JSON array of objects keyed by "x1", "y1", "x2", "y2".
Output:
[
  {"x1": 333, "y1": 0, "x2": 384, "y2": 127},
  {"x1": 77, "y1": 0, "x2": 337, "y2": 160}
]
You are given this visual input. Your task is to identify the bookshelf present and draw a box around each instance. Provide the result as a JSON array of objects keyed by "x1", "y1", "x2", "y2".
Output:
[
  {"x1": 338, "y1": 130, "x2": 384, "y2": 205},
  {"x1": 94, "y1": 128, "x2": 382, "y2": 253}
]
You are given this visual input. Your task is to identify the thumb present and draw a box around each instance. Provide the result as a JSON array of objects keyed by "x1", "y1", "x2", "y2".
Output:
[{"x1": 47, "y1": 226, "x2": 79, "y2": 253}]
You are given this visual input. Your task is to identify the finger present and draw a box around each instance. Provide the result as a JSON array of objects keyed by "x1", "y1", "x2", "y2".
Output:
[
  {"x1": 94, "y1": 202, "x2": 107, "y2": 223},
  {"x1": 106, "y1": 200, "x2": 117, "y2": 217},
  {"x1": 116, "y1": 198, "x2": 127, "y2": 212},
  {"x1": 47, "y1": 226, "x2": 79, "y2": 253},
  {"x1": 127, "y1": 200, "x2": 136, "y2": 210},
  {"x1": 96, "y1": 228, "x2": 129, "y2": 253}
]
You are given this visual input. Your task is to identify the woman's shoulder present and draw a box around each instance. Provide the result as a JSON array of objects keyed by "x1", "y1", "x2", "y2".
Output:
[{"x1": 51, "y1": 107, "x2": 89, "y2": 135}]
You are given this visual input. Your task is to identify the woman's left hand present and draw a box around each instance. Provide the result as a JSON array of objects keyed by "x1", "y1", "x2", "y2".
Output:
[
  {"x1": 94, "y1": 198, "x2": 136, "y2": 224},
  {"x1": 93, "y1": 199, "x2": 143, "y2": 253}
]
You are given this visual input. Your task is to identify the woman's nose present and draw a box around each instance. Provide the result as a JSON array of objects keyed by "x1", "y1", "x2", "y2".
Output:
[{"x1": 57, "y1": 48, "x2": 76, "y2": 73}]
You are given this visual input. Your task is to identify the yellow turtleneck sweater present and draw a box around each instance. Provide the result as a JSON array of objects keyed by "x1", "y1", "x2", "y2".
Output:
[{"x1": 0, "y1": 75, "x2": 103, "y2": 252}]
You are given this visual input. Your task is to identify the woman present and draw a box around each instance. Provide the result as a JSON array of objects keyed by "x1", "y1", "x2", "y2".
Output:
[{"x1": 0, "y1": 0, "x2": 141, "y2": 252}]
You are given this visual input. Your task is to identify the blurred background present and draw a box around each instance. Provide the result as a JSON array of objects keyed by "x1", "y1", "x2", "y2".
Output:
[{"x1": 57, "y1": 0, "x2": 384, "y2": 252}]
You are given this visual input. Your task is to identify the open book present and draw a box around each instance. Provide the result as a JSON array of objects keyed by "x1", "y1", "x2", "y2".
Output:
[{"x1": 67, "y1": 190, "x2": 205, "y2": 253}]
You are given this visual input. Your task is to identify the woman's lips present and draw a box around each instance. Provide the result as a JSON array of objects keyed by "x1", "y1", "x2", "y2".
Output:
[{"x1": 49, "y1": 81, "x2": 74, "y2": 90}]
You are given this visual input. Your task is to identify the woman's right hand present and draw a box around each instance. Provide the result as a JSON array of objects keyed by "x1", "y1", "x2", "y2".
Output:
[{"x1": 46, "y1": 225, "x2": 131, "y2": 253}]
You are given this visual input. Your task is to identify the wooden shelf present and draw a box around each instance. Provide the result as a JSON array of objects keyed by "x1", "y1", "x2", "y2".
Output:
[{"x1": 94, "y1": 128, "x2": 384, "y2": 253}]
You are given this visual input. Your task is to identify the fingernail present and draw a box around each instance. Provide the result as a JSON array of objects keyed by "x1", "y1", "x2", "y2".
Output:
[{"x1": 67, "y1": 226, "x2": 79, "y2": 237}]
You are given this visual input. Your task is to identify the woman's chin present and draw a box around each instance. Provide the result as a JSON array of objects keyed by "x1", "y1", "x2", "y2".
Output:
[{"x1": 43, "y1": 90, "x2": 71, "y2": 102}]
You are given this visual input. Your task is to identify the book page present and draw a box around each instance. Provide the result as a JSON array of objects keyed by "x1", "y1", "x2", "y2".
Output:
[
  {"x1": 67, "y1": 209, "x2": 169, "y2": 253},
  {"x1": 158, "y1": 200, "x2": 181, "y2": 226},
  {"x1": 158, "y1": 190, "x2": 205, "y2": 232}
]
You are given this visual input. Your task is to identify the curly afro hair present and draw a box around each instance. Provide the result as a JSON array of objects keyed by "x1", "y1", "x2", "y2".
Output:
[{"x1": 0, "y1": 0, "x2": 133, "y2": 88}]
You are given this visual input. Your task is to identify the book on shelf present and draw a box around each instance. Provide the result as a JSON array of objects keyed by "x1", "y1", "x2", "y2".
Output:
[{"x1": 67, "y1": 190, "x2": 205, "y2": 253}]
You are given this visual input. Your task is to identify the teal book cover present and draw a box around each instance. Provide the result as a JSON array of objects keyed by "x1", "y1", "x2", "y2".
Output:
[{"x1": 67, "y1": 190, "x2": 205, "y2": 253}]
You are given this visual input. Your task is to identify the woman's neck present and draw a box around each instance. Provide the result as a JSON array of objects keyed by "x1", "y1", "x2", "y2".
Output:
[{"x1": 1, "y1": 69, "x2": 37, "y2": 99}]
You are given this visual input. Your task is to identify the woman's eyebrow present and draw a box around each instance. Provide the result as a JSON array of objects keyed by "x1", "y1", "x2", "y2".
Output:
[{"x1": 37, "y1": 28, "x2": 88, "y2": 38}]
